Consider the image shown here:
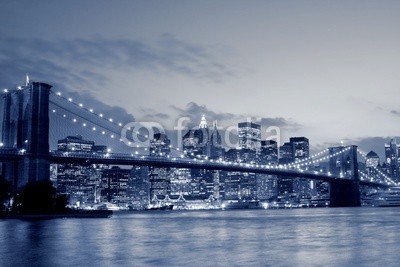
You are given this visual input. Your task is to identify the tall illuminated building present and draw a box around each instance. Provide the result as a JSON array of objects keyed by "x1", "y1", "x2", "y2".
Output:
[
  {"x1": 257, "y1": 140, "x2": 278, "y2": 200},
  {"x1": 259, "y1": 140, "x2": 278, "y2": 164},
  {"x1": 279, "y1": 142, "x2": 293, "y2": 164},
  {"x1": 290, "y1": 137, "x2": 312, "y2": 198},
  {"x1": 149, "y1": 133, "x2": 171, "y2": 200},
  {"x1": 365, "y1": 150, "x2": 380, "y2": 178},
  {"x1": 183, "y1": 115, "x2": 210, "y2": 158},
  {"x1": 290, "y1": 137, "x2": 309, "y2": 161},
  {"x1": 150, "y1": 133, "x2": 170, "y2": 157},
  {"x1": 182, "y1": 116, "x2": 223, "y2": 199},
  {"x1": 238, "y1": 122, "x2": 261, "y2": 151},
  {"x1": 385, "y1": 139, "x2": 399, "y2": 181},
  {"x1": 209, "y1": 122, "x2": 224, "y2": 159},
  {"x1": 55, "y1": 135, "x2": 107, "y2": 206},
  {"x1": 101, "y1": 166, "x2": 130, "y2": 206}
]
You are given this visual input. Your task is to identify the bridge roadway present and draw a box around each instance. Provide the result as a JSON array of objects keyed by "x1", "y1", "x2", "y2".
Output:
[
  {"x1": 0, "y1": 149, "x2": 389, "y2": 187},
  {"x1": 49, "y1": 151, "x2": 363, "y2": 184}
]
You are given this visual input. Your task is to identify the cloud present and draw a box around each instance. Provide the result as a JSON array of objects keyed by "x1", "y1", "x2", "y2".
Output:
[
  {"x1": 0, "y1": 33, "x2": 235, "y2": 91},
  {"x1": 170, "y1": 102, "x2": 301, "y2": 131},
  {"x1": 390, "y1": 110, "x2": 400, "y2": 116}
]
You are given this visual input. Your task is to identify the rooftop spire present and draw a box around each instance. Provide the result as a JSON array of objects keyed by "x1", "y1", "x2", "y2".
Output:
[
  {"x1": 25, "y1": 73, "x2": 29, "y2": 86},
  {"x1": 199, "y1": 114, "x2": 208, "y2": 128},
  {"x1": 213, "y1": 120, "x2": 218, "y2": 129}
]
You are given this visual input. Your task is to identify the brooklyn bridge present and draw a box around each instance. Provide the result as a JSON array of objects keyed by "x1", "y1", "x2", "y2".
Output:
[{"x1": 0, "y1": 80, "x2": 396, "y2": 207}]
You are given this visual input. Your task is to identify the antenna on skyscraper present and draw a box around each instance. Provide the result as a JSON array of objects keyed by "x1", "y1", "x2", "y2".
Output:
[{"x1": 25, "y1": 73, "x2": 30, "y2": 86}]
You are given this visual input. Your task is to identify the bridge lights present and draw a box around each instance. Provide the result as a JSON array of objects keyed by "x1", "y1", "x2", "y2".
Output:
[
  {"x1": 89, "y1": 109, "x2": 94, "y2": 113},
  {"x1": 56, "y1": 92, "x2": 61, "y2": 96},
  {"x1": 99, "y1": 114, "x2": 103, "y2": 117},
  {"x1": 68, "y1": 98, "x2": 72, "y2": 102},
  {"x1": 79, "y1": 103, "x2": 83, "y2": 107}
]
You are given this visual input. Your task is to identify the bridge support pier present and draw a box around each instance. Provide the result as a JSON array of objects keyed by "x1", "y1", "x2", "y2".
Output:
[
  {"x1": 329, "y1": 145, "x2": 361, "y2": 207},
  {"x1": 1, "y1": 82, "x2": 51, "y2": 190},
  {"x1": 330, "y1": 180, "x2": 360, "y2": 207}
]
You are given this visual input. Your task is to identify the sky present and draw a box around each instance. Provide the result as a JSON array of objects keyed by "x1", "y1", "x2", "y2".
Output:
[{"x1": 1, "y1": 0, "x2": 400, "y2": 158}]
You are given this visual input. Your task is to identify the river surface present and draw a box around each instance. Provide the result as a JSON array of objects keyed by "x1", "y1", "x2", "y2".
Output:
[{"x1": 1, "y1": 207, "x2": 400, "y2": 266}]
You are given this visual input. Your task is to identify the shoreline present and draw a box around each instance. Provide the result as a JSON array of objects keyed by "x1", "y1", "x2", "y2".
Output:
[{"x1": 0, "y1": 210, "x2": 113, "y2": 220}]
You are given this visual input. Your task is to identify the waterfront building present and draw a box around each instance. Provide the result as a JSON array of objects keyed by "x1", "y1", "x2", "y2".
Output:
[
  {"x1": 149, "y1": 133, "x2": 171, "y2": 200},
  {"x1": 100, "y1": 166, "x2": 130, "y2": 207},
  {"x1": 55, "y1": 135, "x2": 107, "y2": 206},
  {"x1": 290, "y1": 137, "x2": 312, "y2": 198},
  {"x1": 128, "y1": 166, "x2": 149, "y2": 209},
  {"x1": 224, "y1": 148, "x2": 258, "y2": 200},
  {"x1": 182, "y1": 115, "x2": 222, "y2": 199},
  {"x1": 278, "y1": 142, "x2": 294, "y2": 196}
]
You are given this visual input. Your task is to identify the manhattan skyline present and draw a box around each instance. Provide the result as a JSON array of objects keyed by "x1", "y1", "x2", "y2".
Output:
[{"x1": 1, "y1": 1, "x2": 400, "y2": 158}]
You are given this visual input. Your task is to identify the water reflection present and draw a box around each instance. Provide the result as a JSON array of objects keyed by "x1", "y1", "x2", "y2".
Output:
[{"x1": 1, "y1": 208, "x2": 400, "y2": 266}]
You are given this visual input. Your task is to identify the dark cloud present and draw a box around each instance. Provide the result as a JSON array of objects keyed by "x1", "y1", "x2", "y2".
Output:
[
  {"x1": 0, "y1": 34, "x2": 234, "y2": 91},
  {"x1": 390, "y1": 110, "x2": 400, "y2": 116},
  {"x1": 171, "y1": 102, "x2": 301, "y2": 131},
  {"x1": 171, "y1": 102, "x2": 240, "y2": 128}
]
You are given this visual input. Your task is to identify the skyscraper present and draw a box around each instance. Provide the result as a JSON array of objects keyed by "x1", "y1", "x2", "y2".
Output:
[
  {"x1": 238, "y1": 122, "x2": 261, "y2": 151},
  {"x1": 259, "y1": 140, "x2": 278, "y2": 164},
  {"x1": 366, "y1": 151, "x2": 380, "y2": 168},
  {"x1": 183, "y1": 115, "x2": 210, "y2": 158},
  {"x1": 365, "y1": 150, "x2": 380, "y2": 178},
  {"x1": 290, "y1": 137, "x2": 311, "y2": 198},
  {"x1": 101, "y1": 166, "x2": 130, "y2": 206},
  {"x1": 55, "y1": 135, "x2": 107, "y2": 206},
  {"x1": 149, "y1": 133, "x2": 171, "y2": 200},
  {"x1": 290, "y1": 137, "x2": 309, "y2": 161},
  {"x1": 385, "y1": 139, "x2": 399, "y2": 181},
  {"x1": 209, "y1": 122, "x2": 224, "y2": 159},
  {"x1": 257, "y1": 140, "x2": 278, "y2": 200},
  {"x1": 279, "y1": 142, "x2": 293, "y2": 164}
]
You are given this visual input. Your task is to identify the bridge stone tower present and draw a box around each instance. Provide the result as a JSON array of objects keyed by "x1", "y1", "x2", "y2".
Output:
[
  {"x1": 328, "y1": 145, "x2": 361, "y2": 207},
  {"x1": 1, "y1": 81, "x2": 52, "y2": 189}
]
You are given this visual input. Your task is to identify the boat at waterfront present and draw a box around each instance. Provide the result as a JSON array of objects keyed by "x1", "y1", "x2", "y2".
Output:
[
  {"x1": 146, "y1": 204, "x2": 174, "y2": 211},
  {"x1": 221, "y1": 200, "x2": 262, "y2": 209},
  {"x1": 372, "y1": 188, "x2": 400, "y2": 207}
]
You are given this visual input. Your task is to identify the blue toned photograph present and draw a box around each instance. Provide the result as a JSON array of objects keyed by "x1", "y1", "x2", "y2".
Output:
[{"x1": 1, "y1": 1, "x2": 400, "y2": 266}]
